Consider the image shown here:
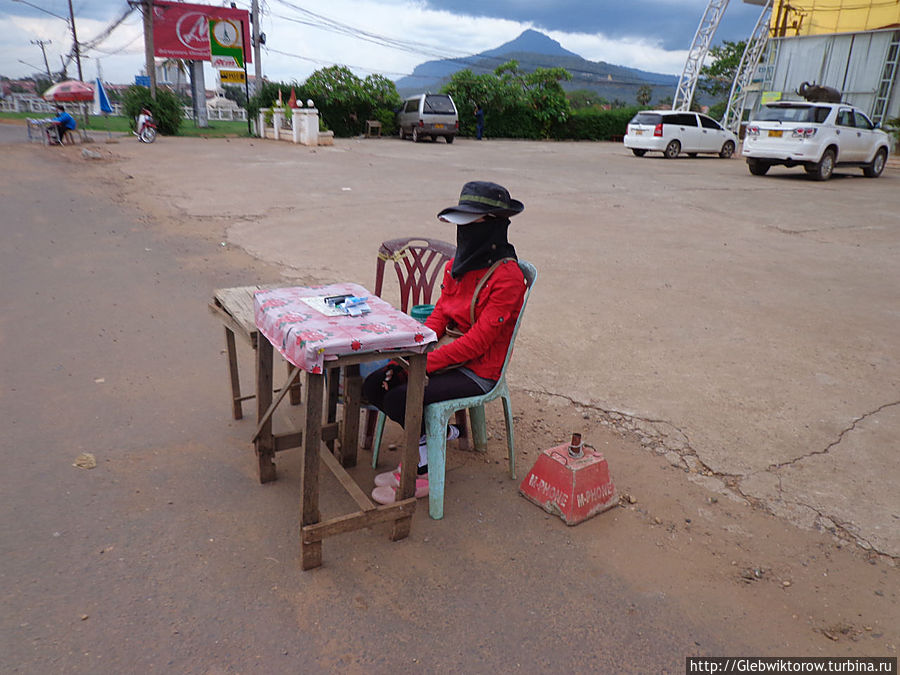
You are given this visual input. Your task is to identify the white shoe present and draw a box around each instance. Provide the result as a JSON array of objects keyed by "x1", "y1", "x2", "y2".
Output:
[
  {"x1": 417, "y1": 425, "x2": 460, "y2": 445},
  {"x1": 374, "y1": 465, "x2": 401, "y2": 488}
]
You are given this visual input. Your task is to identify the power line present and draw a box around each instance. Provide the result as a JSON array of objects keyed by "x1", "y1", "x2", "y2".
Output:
[
  {"x1": 269, "y1": 0, "x2": 673, "y2": 88},
  {"x1": 80, "y1": 6, "x2": 136, "y2": 52}
]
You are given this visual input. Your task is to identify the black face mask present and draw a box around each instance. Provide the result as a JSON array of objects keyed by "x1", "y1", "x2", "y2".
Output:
[{"x1": 451, "y1": 216, "x2": 517, "y2": 279}]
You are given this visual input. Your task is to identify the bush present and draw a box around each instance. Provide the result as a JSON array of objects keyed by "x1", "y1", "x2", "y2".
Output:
[
  {"x1": 553, "y1": 106, "x2": 639, "y2": 140},
  {"x1": 885, "y1": 116, "x2": 900, "y2": 145},
  {"x1": 248, "y1": 72, "x2": 400, "y2": 138},
  {"x1": 122, "y1": 85, "x2": 183, "y2": 135}
]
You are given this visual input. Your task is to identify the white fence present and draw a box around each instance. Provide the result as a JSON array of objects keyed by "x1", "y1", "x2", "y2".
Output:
[{"x1": 0, "y1": 96, "x2": 246, "y2": 121}]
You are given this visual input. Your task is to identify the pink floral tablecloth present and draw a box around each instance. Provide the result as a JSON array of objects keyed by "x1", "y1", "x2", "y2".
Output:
[{"x1": 254, "y1": 283, "x2": 437, "y2": 373}]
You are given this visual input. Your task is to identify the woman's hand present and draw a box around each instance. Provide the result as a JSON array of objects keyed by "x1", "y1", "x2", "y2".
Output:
[{"x1": 381, "y1": 361, "x2": 408, "y2": 390}]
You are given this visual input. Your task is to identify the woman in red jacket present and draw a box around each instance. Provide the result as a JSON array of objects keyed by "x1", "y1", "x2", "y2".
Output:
[{"x1": 362, "y1": 181, "x2": 527, "y2": 504}]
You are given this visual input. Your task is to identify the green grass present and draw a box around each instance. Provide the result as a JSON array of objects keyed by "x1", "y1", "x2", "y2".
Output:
[{"x1": 0, "y1": 112, "x2": 252, "y2": 137}]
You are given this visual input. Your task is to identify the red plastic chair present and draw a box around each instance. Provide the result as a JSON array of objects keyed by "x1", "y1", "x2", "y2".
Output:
[
  {"x1": 363, "y1": 237, "x2": 470, "y2": 451},
  {"x1": 374, "y1": 236, "x2": 456, "y2": 311}
]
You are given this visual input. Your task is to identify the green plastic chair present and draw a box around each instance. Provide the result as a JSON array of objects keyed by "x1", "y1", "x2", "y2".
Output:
[{"x1": 372, "y1": 260, "x2": 537, "y2": 519}]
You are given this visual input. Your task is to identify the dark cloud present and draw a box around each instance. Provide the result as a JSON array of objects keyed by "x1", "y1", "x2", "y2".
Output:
[{"x1": 422, "y1": 1, "x2": 765, "y2": 50}]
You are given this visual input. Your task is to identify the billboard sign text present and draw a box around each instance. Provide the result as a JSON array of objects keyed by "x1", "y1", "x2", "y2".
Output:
[{"x1": 152, "y1": 1, "x2": 251, "y2": 63}]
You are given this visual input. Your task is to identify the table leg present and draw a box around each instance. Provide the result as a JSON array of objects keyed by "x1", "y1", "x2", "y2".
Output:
[
  {"x1": 225, "y1": 326, "x2": 243, "y2": 420},
  {"x1": 325, "y1": 367, "x2": 339, "y2": 452},
  {"x1": 287, "y1": 361, "x2": 302, "y2": 406},
  {"x1": 300, "y1": 372, "x2": 324, "y2": 570},
  {"x1": 255, "y1": 337, "x2": 276, "y2": 483},
  {"x1": 340, "y1": 364, "x2": 361, "y2": 468},
  {"x1": 391, "y1": 353, "x2": 426, "y2": 541}
]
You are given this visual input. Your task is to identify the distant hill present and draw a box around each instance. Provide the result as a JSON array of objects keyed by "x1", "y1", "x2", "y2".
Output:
[{"x1": 395, "y1": 29, "x2": 680, "y2": 106}]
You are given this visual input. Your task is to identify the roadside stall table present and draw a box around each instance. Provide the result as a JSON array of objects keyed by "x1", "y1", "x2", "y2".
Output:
[
  {"x1": 27, "y1": 118, "x2": 59, "y2": 145},
  {"x1": 253, "y1": 283, "x2": 436, "y2": 569},
  {"x1": 208, "y1": 284, "x2": 302, "y2": 421}
]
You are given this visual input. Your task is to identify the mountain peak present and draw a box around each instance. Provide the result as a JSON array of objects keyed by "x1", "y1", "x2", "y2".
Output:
[{"x1": 482, "y1": 29, "x2": 581, "y2": 59}]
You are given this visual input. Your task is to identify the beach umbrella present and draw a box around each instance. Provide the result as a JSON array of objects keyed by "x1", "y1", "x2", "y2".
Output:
[
  {"x1": 43, "y1": 80, "x2": 95, "y2": 103},
  {"x1": 93, "y1": 78, "x2": 113, "y2": 114}
]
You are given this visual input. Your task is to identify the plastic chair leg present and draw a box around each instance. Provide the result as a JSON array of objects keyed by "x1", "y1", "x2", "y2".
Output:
[
  {"x1": 469, "y1": 404, "x2": 488, "y2": 452},
  {"x1": 371, "y1": 411, "x2": 387, "y2": 468},
  {"x1": 424, "y1": 406, "x2": 452, "y2": 519},
  {"x1": 501, "y1": 394, "x2": 516, "y2": 479}
]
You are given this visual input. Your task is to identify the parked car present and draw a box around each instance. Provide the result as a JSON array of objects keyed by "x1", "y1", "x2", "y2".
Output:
[
  {"x1": 742, "y1": 101, "x2": 890, "y2": 180},
  {"x1": 624, "y1": 110, "x2": 737, "y2": 159},
  {"x1": 397, "y1": 93, "x2": 459, "y2": 143}
]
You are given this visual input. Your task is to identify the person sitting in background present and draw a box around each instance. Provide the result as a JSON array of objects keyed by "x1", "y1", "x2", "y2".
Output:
[
  {"x1": 362, "y1": 181, "x2": 527, "y2": 505},
  {"x1": 49, "y1": 105, "x2": 76, "y2": 144}
]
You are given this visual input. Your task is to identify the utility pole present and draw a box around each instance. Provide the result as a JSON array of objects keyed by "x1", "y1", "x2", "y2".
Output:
[
  {"x1": 31, "y1": 39, "x2": 53, "y2": 81},
  {"x1": 66, "y1": 0, "x2": 83, "y2": 81},
  {"x1": 251, "y1": 0, "x2": 261, "y2": 90},
  {"x1": 129, "y1": 0, "x2": 158, "y2": 98}
]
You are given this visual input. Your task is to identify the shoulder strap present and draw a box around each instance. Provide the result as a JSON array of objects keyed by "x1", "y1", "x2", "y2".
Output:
[{"x1": 469, "y1": 257, "x2": 517, "y2": 325}]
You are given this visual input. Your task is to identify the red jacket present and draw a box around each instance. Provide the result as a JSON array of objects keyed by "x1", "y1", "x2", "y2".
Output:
[{"x1": 424, "y1": 259, "x2": 526, "y2": 379}]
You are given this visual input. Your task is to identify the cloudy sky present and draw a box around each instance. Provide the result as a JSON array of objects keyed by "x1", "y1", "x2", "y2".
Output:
[{"x1": 1, "y1": 0, "x2": 765, "y2": 85}]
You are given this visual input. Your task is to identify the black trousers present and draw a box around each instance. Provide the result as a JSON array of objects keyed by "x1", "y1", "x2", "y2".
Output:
[{"x1": 362, "y1": 365, "x2": 486, "y2": 433}]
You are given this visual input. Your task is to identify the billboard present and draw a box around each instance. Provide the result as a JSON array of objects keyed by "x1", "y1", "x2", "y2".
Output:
[{"x1": 152, "y1": 1, "x2": 251, "y2": 63}]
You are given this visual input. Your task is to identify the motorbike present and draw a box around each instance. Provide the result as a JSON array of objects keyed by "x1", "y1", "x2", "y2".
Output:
[{"x1": 135, "y1": 108, "x2": 157, "y2": 143}]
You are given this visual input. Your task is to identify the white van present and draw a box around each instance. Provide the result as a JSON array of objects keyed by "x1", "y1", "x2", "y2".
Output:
[
  {"x1": 397, "y1": 93, "x2": 459, "y2": 143},
  {"x1": 624, "y1": 110, "x2": 737, "y2": 159}
]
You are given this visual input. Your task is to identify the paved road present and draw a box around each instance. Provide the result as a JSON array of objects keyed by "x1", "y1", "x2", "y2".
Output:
[
  {"x1": 2, "y1": 130, "x2": 897, "y2": 672},
  {"x1": 108, "y1": 132, "x2": 900, "y2": 557}
]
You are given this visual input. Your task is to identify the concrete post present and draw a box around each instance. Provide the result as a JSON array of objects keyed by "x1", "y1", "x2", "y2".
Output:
[
  {"x1": 292, "y1": 109, "x2": 301, "y2": 144},
  {"x1": 296, "y1": 108, "x2": 319, "y2": 146},
  {"x1": 272, "y1": 108, "x2": 282, "y2": 141},
  {"x1": 258, "y1": 110, "x2": 266, "y2": 138}
]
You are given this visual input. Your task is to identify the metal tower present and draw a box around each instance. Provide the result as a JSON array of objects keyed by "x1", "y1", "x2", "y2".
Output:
[
  {"x1": 673, "y1": 0, "x2": 731, "y2": 111},
  {"x1": 722, "y1": 0, "x2": 774, "y2": 134}
]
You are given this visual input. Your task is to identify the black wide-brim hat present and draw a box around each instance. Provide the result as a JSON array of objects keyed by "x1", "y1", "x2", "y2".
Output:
[{"x1": 437, "y1": 181, "x2": 525, "y2": 225}]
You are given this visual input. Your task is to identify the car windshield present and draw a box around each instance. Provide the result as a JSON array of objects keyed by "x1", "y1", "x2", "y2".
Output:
[
  {"x1": 423, "y1": 95, "x2": 455, "y2": 114},
  {"x1": 757, "y1": 105, "x2": 830, "y2": 123},
  {"x1": 631, "y1": 113, "x2": 661, "y2": 125}
]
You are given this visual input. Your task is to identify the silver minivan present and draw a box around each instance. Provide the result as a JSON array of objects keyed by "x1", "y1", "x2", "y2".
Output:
[{"x1": 397, "y1": 93, "x2": 459, "y2": 143}]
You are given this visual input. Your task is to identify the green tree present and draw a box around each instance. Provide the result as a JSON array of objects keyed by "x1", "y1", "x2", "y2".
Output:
[
  {"x1": 34, "y1": 76, "x2": 53, "y2": 97},
  {"x1": 223, "y1": 84, "x2": 247, "y2": 109},
  {"x1": 443, "y1": 60, "x2": 571, "y2": 139},
  {"x1": 247, "y1": 80, "x2": 304, "y2": 119},
  {"x1": 303, "y1": 65, "x2": 401, "y2": 136},
  {"x1": 698, "y1": 40, "x2": 746, "y2": 100},
  {"x1": 636, "y1": 84, "x2": 652, "y2": 107},
  {"x1": 567, "y1": 89, "x2": 607, "y2": 110},
  {"x1": 122, "y1": 85, "x2": 183, "y2": 135},
  {"x1": 522, "y1": 66, "x2": 572, "y2": 136}
]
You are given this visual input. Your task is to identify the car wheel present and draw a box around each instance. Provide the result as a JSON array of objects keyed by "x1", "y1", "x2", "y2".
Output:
[
  {"x1": 811, "y1": 148, "x2": 835, "y2": 181},
  {"x1": 719, "y1": 140, "x2": 735, "y2": 159},
  {"x1": 862, "y1": 148, "x2": 887, "y2": 178},
  {"x1": 446, "y1": 135, "x2": 454, "y2": 144},
  {"x1": 664, "y1": 140, "x2": 681, "y2": 159},
  {"x1": 412, "y1": 127, "x2": 420, "y2": 142},
  {"x1": 747, "y1": 158, "x2": 770, "y2": 176},
  {"x1": 631, "y1": 148, "x2": 646, "y2": 157}
]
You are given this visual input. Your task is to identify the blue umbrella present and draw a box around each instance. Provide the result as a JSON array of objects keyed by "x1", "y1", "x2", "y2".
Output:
[{"x1": 93, "y1": 77, "x2": 113, "y2": 114}]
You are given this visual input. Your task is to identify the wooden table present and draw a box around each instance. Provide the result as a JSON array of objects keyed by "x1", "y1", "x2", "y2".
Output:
[
  {"x1": 365, "y1": 120, "x2": 382, "y2": 137},
  {"x1": 253, "y1": 283, "x2": 436, "y2": 569},
  {"x1": 208, "y1": 285, "x2": 301, "y2": 420}
]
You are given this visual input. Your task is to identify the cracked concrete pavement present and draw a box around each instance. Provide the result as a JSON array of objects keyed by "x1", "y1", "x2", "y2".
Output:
[{"x1": 89, "y1": 134, "x2": 899, "y2": 557}]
